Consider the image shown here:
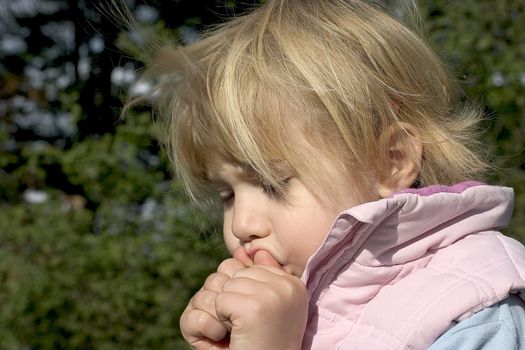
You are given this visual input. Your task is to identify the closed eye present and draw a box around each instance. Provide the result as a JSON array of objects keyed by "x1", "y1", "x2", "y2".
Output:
[
  {"x1": 218, "y1": 177, "x2": 291, "y2": 205},
  {"x1": 219, "y1": 190, "x2": 234, "y2": 204},
  {"x1": 260, "y1": 177, "x2": 291, "y2": 199}
]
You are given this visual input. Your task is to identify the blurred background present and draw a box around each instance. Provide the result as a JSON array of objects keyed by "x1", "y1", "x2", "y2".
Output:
[{"x1": 0, "y1": 0, "x2": 523, "y2": 348}]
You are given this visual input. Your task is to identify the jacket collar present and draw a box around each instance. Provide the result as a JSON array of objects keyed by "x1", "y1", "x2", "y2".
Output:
[{"x1": 301, "y1": 182, "x2": 514, "y2": 288}]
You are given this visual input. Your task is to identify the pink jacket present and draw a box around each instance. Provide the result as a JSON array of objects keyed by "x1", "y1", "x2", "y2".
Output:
[{"x1": 301, "y1": 182, "x2": 525, "y2": 349}]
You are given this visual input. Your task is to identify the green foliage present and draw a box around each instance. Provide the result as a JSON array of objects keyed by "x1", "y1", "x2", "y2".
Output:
[
  {"x1": 419, "y1": 0, "x2": 525, "y2": 240},
  {"x1": 1, "y1": 73, "x2": 227, "y2": 348},
  {"x1": 0, "y1": 191, "x2": 225, "y2": 349},
  {"x1": 116, "y1": 20, "x2": 178, "y2": 64},
  {"x1": 61, "y1": 113, "x2": 164, "y2": 205}
]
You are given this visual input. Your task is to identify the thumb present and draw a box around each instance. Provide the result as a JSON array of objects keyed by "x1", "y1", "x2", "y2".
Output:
[
  {"x1": 233, "y1": 246, "x2": 254, "y2": 267},
  {"x1": 254, "y1": 250, "x2": 281, "y2": 268}
]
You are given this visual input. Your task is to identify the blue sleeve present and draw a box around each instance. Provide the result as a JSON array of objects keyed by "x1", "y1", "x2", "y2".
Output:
[{"x1": 429, "y1": 294, "x2": 525, "y2": 350}]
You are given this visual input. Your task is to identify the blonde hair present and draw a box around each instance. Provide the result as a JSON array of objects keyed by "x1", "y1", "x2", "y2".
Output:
[{"x1": 136, "y1": 0, "x2": 489, "y2": 201}]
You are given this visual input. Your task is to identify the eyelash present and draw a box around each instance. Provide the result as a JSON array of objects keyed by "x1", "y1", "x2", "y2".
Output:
[
  {"x1": 261, "y1": 178, "x2": 290, "y2": 198},
  {"x1": 219, "y1": 177, "x2": 291, "y2": 204},
  {"x1": 219, "y1": 191, "x2": 234, "y2": 204}
]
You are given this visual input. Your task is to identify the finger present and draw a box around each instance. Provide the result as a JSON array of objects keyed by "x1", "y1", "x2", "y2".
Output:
[
  {"x1": 253, "y1": 249, "x2": 281, "y2": 268},
  {"x1": 217, "y1": 258, "x2": 246, "y2": 277},
  {"x1": 202, "y1": 272, "x2": 230, "y2": 293},
  {"x1": 233, "y1": 246, "x2": 254, "y2": 267},
  {"x1": 234, "y1": 264, "x2": 291, "y2": 279},
  {"x1": 191, "y1": 290, "x2": 219, "y2": 317},
  {"x1": 189, "y1": 338, "x2": 229, "y2": 350},
  {"x1": 215, "y1": 292, "x2": 256, "y2": 328},
  {"x1": 221, "y1": 276, "x2": 265, "y2": 295},
  {"x1": 180, "y1": 308, "x2": 229, "y2": 344}
]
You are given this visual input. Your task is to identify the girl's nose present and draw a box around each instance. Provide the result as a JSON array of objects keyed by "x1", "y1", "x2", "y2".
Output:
[{"x1": 230, "y1": 198, "x2": 271, "y2": 243}]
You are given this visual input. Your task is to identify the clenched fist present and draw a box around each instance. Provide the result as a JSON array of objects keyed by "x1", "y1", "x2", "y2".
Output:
[{"x1": 180, "y1": 248, "x2": 308, "y2": 350}]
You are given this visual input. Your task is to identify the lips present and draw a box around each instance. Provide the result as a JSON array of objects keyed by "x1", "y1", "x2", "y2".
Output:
[
  {"x1": 235, "y1": 246, "x2": 284, "y2": 268},
  {"x1": 253, "y1": 249, "x2": 283, "y2": 267},
  {"x1": 245, "y1": 247, "x2": 260, "y2": 260}
]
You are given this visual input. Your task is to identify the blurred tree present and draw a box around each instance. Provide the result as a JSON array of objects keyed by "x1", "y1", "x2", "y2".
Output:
[
  {"x1": 0, "y1": 1, "x2": 231, "y2": 348},
  {"x1": 419, "y1": 0, "x2": 525, "y2": 238}
]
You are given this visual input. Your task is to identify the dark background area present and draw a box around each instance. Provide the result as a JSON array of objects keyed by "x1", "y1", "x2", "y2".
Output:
[{"x1": 0, "y1": 0, "x2": 523, "y2": 348}]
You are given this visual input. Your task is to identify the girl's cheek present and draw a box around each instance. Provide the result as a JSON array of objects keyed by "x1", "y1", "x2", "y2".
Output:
[
  {"x1": 225, "y1": 241, "x2": 238, "y2": 256},
  {"x1": 222, "y1": 220, "x2": 239, "y2": 256}
]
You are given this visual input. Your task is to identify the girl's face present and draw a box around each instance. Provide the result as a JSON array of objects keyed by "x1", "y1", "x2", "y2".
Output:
[{"x1": 208, "y1": 160, "x2": 378, "y2": 277}]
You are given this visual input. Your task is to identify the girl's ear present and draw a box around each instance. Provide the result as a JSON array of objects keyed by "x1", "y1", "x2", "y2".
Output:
[{"x1": 377, "y1": 122, "x2": 423, "y2": 198}]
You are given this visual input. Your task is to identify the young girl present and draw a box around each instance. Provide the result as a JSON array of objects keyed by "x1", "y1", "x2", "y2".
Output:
[{"x1": 139, "y1": 0, "x2": 525, "y2": 348}]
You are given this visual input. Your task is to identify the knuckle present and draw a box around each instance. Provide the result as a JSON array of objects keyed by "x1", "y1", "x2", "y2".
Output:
[
  {"x1": 195, "y1": 310, "x2": 210, "y2": 329},
  {"x1": 217, "y1": 259, "x2": 233, "y2": 272},
  {"x1": 179, "y1": 309, "x2": 190, "y2": 329},
  {"x1": 192, "y1": 290, "x2": 215, "y2": 310},
  {"x1": 217, "y1": 258, "x2": 243, "y2": 275},
  {"x1": 241, "y1": 297, "x2": 265, "y2": 315},
  {"x1": 180, "y1": 309, "x2": 202, "y2": 337},
  {"x1": 281, "y1": 278, "x2": 298, "y2": 295},
  {"x1": 221, "y1": 277, "x2": 241, "y2": 292},
  {"x1": 231, "y1": 268, "x2": 244, "y2": 278},
  {"x1": 214, "y1": 293, "x2": 227, "y2": 316},
  {"x1": 275, "y1": 276, "x2": 306, "y2": 300},
  {"x1": 220, "y1": 277, "x2": 235, "y2": 293},
  {"x1": 203, "y1": 272, "x2": 227, "y2": 291}
]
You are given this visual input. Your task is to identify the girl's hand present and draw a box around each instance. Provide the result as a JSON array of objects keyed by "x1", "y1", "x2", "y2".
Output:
[
  {"x1": 217, "y1": 252, "x2": 308, "y2": 350},
  {"x1": 180, "y1": 257, "x2": 245, "y2": 349},
  {"x1": 180, "y1": 249, "x2": 308, "y2": 350}
]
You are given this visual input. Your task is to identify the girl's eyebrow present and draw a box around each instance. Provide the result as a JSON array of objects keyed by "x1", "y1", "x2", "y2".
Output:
[
  {"x1": 206, "y1": 161, "x2": 292, "y2": 185},
  {"x1": 205, "y1": 163, "x2": 251, "y2": 185}
]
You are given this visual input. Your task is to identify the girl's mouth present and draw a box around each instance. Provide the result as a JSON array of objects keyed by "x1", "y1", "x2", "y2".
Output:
[
  {"x1": 246, "y1": 247, "x2": 259, "y2": 260},
  {"x1": 252, "y1": 249, "x2": 283, "y2": 268},
  {"x1": 234, "y1": 246, "x2": 284, "y2": 269}
]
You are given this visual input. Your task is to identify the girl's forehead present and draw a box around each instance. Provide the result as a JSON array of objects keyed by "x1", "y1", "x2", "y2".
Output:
[
  {"x1": 205, "y1": 157, "x2": 293, "y2": 183},
  {"x1": 206, "y1": 160, "x2": 247, "y2": 182}
]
